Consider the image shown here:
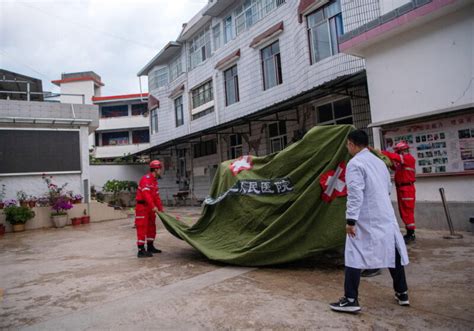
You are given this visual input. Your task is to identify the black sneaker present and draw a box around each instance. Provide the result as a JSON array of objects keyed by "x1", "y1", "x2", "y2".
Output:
[
  {"x1": 395, "y1": 292, "x2": 410, "y2": 306},
  {"x1": 404, "y1": 233, "x2": 416, "y2": 244},
  {"x1": 330, "y1": 297, "x2": 361, "y2": 313},
  {"x1": 361, "y1": 269, "x2": 381, "y2": 277},
  {"x1": 137, "y1": 249, "x2": 153, "y2": 258},
  {"x1": 147, "y1": 244, "x2": 162, "y2": 254}
]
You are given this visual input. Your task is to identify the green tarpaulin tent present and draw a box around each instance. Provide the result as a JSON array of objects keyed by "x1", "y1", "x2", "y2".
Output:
[{"x1": 157, "y1": 125, "x2": 363, "y2": 266}]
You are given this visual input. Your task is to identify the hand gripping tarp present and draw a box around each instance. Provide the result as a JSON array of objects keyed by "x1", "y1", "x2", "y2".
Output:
[{"x1": 157, "y1": 125, "x2": 385, "y2": 266}]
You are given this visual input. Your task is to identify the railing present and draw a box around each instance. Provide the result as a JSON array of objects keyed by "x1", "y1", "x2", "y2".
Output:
[{"x1": 0, "y1": 90, "x2": 86, "y2": 104}]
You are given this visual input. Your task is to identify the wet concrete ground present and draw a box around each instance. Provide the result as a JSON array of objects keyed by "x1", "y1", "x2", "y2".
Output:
[{"x1": 1, "y1": 207, "x2": 473, "y2": 330}]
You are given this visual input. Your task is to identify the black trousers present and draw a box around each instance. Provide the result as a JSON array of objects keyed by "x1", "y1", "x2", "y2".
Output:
[{"x1": 344, "y1": 248, "x2": 408, "y2": 300}]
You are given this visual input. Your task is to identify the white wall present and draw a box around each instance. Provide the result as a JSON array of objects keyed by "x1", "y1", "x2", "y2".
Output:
[
  {"x1": 60, "y1": 81, "x2": 96, "y2": 105},
  {"x1": 94, "y1": 143, "x2": 151, "y2": 159},
  {"x1": 98, "y1": 116, "x2": 149, "y2": 131},
  {"x1": 365, "y1": 9, "x2": 474, "y2": 124},
  {"x1": 379, "y1": 0, "x2": 411, "y2": 15},
  {"x1": 0, "y1": 174, "x2": 82, "y2": 202},
  {"x1": 90, "y1": 164, "x2": 148, "y2": 190}
]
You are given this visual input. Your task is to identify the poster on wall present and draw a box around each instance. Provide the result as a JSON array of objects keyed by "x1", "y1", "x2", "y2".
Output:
[{"x1": 382, "y1": 113, "x2": 474, "y2": 175}]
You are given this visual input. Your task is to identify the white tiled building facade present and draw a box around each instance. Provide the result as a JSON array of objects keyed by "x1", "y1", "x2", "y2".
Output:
[{"x1": 138, "y1": 0, "x2": 375, "y2": 201}]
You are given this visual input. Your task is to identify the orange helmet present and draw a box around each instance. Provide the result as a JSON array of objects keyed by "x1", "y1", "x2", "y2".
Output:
[
  {"x1": 394, "y1": 141, "x2": 410, "y2": 152},
  {"x1": 149, "y1": 160, "x2": 162, "y2": 169}
]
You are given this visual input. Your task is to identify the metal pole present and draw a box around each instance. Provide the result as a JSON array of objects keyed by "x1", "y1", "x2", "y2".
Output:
[
  {"x1": 26, "y1": 82, "x2": 30, "y2": 101},
  {"x1": 439, "y1": 188, "x2": 463, "y2": 239}
]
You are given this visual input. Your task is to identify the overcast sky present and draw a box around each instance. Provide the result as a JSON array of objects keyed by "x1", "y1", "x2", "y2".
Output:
[{"x1": 0, "y1": 0, "x2": 208, "y2": 95}]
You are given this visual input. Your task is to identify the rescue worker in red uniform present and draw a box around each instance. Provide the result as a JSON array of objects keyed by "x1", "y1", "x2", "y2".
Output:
[
  {"x1": 382, "y1": 141, "x2": 417, "y2": 243},
  {"x1": 135, "y1": 160, "x2": 164, "y2": 258}
]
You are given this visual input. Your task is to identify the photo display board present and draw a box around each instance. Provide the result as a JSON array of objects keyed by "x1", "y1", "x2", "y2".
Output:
[
  {"x1": 382, "y1": 113, "x2": 474, "y2": 175},
  {"x1": 0, "y1": 130, "x2": 81, "y2": 174}
]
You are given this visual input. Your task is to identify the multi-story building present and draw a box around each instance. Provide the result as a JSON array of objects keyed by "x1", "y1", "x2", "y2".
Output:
[
  {"x1": 91, "y1": 93, "x2": 150, "y2": 161},
  {"x1": 339, "y1": 0, "x2": 473, "y2": 230},
  {"x1": 137, "y1": 0, "x2": 373, "y2": 200},
  {"x1": 53, "y1": 72, "x2": 150, "y2": 161},
  {"x1": 0, "y1": 70, "x2": 98, "y2": 204}
]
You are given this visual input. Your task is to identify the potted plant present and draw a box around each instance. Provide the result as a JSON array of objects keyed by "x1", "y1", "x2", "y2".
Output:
[
  {"x1": 71, "y1": 216, "x2": 82, "y2": 226},
  {"x1": 0, "y1": 184, "x2": 6, "y2": 209},
  {"x1": 4, "y1": 204, "x2": 35, "y2": 232},
  {"x1": 73, "y1": 194, "x2": 83, "y2": 204},
  {"x1": 28, "y1": 195, "x2": 37, "y2": 208},
  {"x1": 1, "y1": 199, "x2": 17, "y2": 234},
  {"x1": 81, "y1": 209, "x2": 90, "y2": 224},
  {"x1": 16, "y1": 191, "x2": 29, "y2": 208},
  {"x1": 43, "y1": 175, "x2": 73, "y2": 228}
]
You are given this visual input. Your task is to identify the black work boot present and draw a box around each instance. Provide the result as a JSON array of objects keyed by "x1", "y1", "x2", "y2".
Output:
[
  {"x1": 147, "y1": 242, "x2": 162, "y2": 254},
  {"x1": 404, "y1": 229, "x2": 416, "y2": 244},
  {"x1": 137, "y1": 246, "x2": 153, "y2": 258}
]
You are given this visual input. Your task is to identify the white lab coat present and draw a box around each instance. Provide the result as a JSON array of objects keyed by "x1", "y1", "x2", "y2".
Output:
[{"x1": 345, "y1": 148, "x2": 409, "y2": 269}]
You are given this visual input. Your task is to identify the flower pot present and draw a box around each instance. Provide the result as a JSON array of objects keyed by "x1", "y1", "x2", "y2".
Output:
[
  {"x1": 19, "y1": 201, "x2": 28, "y2": 208},
  {"x1": 73, "y1": 199, "x2": 82, "y2": 204},
  {"x1": 81, "y1": 216, "x2": 90, "y2": 224},
  {"x1": 0, "y1": 224, "x2": 5, "y2": 235},
  {"x1": 52, "y1": 214, "x2": 68, "y2": 228},
  {"x1": 0, "y1": 202, "x2": 4, "y2": 209},
  {"x1": 71, "y1": 217, "x2": 82, "y2": 226},
  {"x1": 13, "y1": 224, "x2": 25, "y2": 232},
  {"x1": 28, "y1": 201, "x2": 37, "y2": 208}
]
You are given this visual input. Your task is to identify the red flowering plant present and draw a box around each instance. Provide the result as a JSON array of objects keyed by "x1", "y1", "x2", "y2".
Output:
[{"x1": 42, "y1": 175, "x2": 73, "y2": 215}]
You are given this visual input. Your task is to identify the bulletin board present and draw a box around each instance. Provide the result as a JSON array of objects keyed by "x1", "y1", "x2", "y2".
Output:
[{"x1": 382, "y1": 113, "x2": 474, "y2": 175}]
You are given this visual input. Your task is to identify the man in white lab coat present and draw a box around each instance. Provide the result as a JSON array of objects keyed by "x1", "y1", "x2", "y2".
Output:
[{"x1": 330, "y1": 130, "x2": 410, "y2": 313}]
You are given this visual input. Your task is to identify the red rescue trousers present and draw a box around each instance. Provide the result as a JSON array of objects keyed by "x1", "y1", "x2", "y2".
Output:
[
  {"x1": 135, "y1": 204, "x2": 156, "y2": 246},
  {"x1": 396, "y1": 185, "x2": 416, "y2": 230}
]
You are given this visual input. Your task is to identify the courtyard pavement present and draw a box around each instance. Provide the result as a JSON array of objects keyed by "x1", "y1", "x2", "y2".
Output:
[{"x1": 0, "y1": 207, "x2": 473, "y2": 330}]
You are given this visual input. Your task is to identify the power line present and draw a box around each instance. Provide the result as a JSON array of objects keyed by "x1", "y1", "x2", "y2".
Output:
[{"x1": 17, "y1": 2, "x2": 159, "y2": 50}]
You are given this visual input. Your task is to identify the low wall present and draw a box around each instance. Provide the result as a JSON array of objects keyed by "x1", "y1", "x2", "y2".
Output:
[
  {"x1": 90, "y1": 164, "x2": 148, "y2": 190},
  {"x1": 0, "y1": 201, "x2": 128, "y2": 233},
  {"x1": 394, "y1": 201, "x2": 474, "y2": 232}
]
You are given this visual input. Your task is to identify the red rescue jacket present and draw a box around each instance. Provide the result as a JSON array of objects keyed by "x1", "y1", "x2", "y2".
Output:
[
  {"x1": 136, "y1": 173, "x2": 163, "y2": 211},
  {"x1": 381, "y1": 151, "x2": 416, "y2": 185}
]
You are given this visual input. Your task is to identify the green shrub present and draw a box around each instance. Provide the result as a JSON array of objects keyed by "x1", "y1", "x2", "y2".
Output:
[{"x1": 4, "y1": 205, "x2": 35, "y2": 225}]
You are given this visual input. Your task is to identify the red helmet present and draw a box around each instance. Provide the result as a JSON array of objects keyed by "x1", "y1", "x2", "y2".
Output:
[
  {"x1": 149, "y1": 160, "x2": 162, "y2": 169},
  {"x1": 394, "y1": 141, "x2": 410, "y2": 152}
]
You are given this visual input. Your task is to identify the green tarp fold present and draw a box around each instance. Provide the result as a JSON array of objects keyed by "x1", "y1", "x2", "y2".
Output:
[{"x1": 158, "y1": 125, "x2": 356, "y2": 266}]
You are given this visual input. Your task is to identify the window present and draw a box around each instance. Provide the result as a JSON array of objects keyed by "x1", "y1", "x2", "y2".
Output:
[
  {"x1": 268, "y1": 121, "x2": 287, "y2": 153},
  {"x1": 224, "y1": 65, "x2": 239, "y2": 106},
  {"x1": 191, "y1": 80, "x2": 213, "y2": 109},
  {"x1": 150, "y1": 109, "x2": 158, "y2": 134},
  {"x1": 228, "y1": 134, "x2": 243, "y2": 159},
  {"x1": 192, "y1": 107, "x2": 214, "y2": 121},
  {"x1": 316, "y1": 98, "x2": 353, "y2": 125},
  {"x1": 307, "y1": 0, "x2": 343, "y2": 64},
  {"x1": 193, "y1": 139, "x2": 217, "y2": 158},
  {"x1": 174, "y1": 96, "x2": 184, "y2": 127},
  {"x1": 102, "y1": 131, "x2": 129, "y2": 146},
  {"x1": 149, "y1": 67, "x2": 169, "y2": 89},
  {"x1": 235, "y1": 0, "x2": 260, "y2": 35},
  {"x1": 132, "y1": 129, "x2": 150, "y2": 144},
  {"x1": 101, "y1": 105, "x2": 128, "y2": 118},
  {"x1": 223, "y1": 16, "x2": 234, "y2": 44},
  {"x1": 261, "y1": 41, "x2": 282, "y2": 90},
  {"x1": 233, "y1": 0, "x2": 286, "y2": 35},
  {"x1": 131, "y1": 103, "x2": 147, "y2": 116},
  {"x1": 189, "y1": 28, "x2": 211, "y2": 70},
  {"x1": 170, "y1": 56, "x2": 183, "y2": 82},
  {"x1": 212, "y1": 24, "x2": 221, "y2": 51}
]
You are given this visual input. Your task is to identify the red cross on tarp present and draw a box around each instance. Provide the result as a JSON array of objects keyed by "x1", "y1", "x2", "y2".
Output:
[
  {"x1": 229, "y1": 155, "x2": 254, "y2": 176},
  {"x1": 320, "y1": 161, "x2": 347, "y2": 202}
]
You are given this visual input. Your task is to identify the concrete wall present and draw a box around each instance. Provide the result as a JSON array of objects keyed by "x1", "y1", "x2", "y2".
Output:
[
  {"x1": 59, "y1": 81, "x2": 96, "y2": 105},
  {"x1": 89, "y1": 164, "x2": 148, "y2": 190},
  {"x1": 0, "y1": 201, "x2": 128, "y2": 233},
  {"x1": 364, "y1": 9, "x2": 474, "y2": 124}
]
